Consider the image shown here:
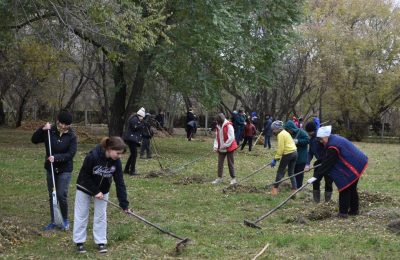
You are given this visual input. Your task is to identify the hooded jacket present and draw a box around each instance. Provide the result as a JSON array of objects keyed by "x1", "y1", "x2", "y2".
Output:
[
  {"x1": 284, "y1": 120, "x2": 309, "y2": 165},
  {"x1": 76, "y1": 145, "x2": 129, "y2": 209},
  {"x1": 31, "y1": 125, "x2": 77, "y2": 173}
]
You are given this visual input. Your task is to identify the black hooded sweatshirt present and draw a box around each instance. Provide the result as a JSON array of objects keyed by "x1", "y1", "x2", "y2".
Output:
[{"x1": 76, "y1": 145, "x2": 129, "y2": 209}]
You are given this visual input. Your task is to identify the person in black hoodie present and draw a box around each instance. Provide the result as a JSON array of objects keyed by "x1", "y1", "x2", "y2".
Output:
[
  {"x1": 73, "y1": 136, "x2": 130, "y2": 254},
  {"x1": 31, "y1": 110, "x2": 77, "y2": 231}
]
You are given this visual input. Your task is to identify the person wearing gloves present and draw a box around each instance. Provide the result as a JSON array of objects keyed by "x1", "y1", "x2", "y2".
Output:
[
  {"x1": 212, "y1": 113, "x2": 238, "y2": 185},
  {"x1": 31, "y1": 110, "x2": 77, "y2": 231},
  {"x1": 284, "y1": 120, "x2": 310, "y2": 188},
  {"x1": 315, "y1": 126, "x2": 368, "y2": 218},
  {"x1": 73, "y1": 136, "x2": 130, "y2": 254},
  {"x1": 304, "y1": 121, "x2": 333, "y2": 203},
  {"x1": 123, "y1": 107, "x2": 146, "y2": 175},
  {"x1": 269, "y1": 120, "x2": 298, "y2": 195}
]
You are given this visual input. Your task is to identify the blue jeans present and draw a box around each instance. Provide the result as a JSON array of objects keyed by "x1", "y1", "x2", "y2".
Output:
[
  {"x1": 46, "y1": 171, "x2": 71, "y2": 222},
  {"x1": 264, "y1": 135, "x2": 271, "y2": 149}
]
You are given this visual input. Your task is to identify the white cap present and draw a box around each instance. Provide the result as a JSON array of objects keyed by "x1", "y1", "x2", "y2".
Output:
[
  {"x1": 317, "y1": 125, "x2": 332, "y2": 137},
  {"x1": 137, "y1": 107, "x2": 145, "y2": 117}
]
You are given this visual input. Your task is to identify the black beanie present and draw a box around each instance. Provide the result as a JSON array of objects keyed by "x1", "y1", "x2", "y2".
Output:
[
  {"x1": 305, "y1": 121, "x2": 317, "y2": 132},
  {"x1": 57, "y1": 111, "x2": 73, "y2": 125}
]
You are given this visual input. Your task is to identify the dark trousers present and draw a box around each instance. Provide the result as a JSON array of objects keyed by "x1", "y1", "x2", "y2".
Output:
[
  {"x1": 274, "y1": 151, "x2": 298, "y2": 189},
  {"x1": 46, "y1": 171, "x2": 71, "y2": 221},
  {"x1": 312, "y1": 160, "x2": 333, "y2": 192},
  {"x1": 140, "y1": 138, "x2": 152, "y2": 157},
  {"x1": 294, "y1": 163, "x2": 306, "y2": 189},
  {"x1": 264, "y1": 135, "x2": 271, "y2": 149},
  {"x1": 186, "y1": 126, "x2": 194, "y2": 140},
  {"x1": 339, "y1": 180, "x2": 359, "y2": 215},
  {"x1": 241, "y1": 136, "x2": 253, "y2": 151},
  {"x1": 234, "y1": 128, "x2": 243, "y2": 145},
  {"x1": 217, "y1": 152, "x2": 235, "y2": 178},
  {"x1": 125, "y1": 141, "x2": 138, "y2": 173}
]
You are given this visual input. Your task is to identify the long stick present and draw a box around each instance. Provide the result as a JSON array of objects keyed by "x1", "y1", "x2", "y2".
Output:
[
  {"x1": 265, "y1": 164, "x2": 321, "y2": 188},
  {"x1": 253, "y1": 131, "x2": 263, "y2": 146},
  {"x1": 76, "y1": 184, "x2": 189, "y2": 244},
  {"x1": 222, "y1": 163, "x2": 271, "y2": 192},
  {"x1": 169, "y1": 151, "x2": 213, "y2": 173},
  {"x1": 252, "y1": 244, "x2": 270, "y2": 260},
  {"x1": 47, "y1": 129, "x2": 63, "y2": 226},
  {"x1": 244, "y1": 182, "x2": 312, "y2": 229}
]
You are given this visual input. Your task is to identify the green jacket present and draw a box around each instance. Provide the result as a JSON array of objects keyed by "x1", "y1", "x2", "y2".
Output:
[{"x1": 284, "y1": 120, "x2": 309, "y2": 165}]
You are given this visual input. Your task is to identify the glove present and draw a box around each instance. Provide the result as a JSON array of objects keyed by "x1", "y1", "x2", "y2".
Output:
[
  {"x1": 294, "y1": 138, "x2": 298, "y2": 144},
  {"x1": 307, "y1": 177, "x2": 317, "y2": 184},
  {"x1": 304, "y1": 165, "x2": 310, "y2": 172},
  {"x1": 270, "y1": 159, "x2": 277, "y2": 168}
]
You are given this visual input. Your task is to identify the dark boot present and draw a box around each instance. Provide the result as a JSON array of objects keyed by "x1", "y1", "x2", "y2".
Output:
[
  {"x1": 325, "y1": 192, "x2": 332, "y2": 202},
  {"x1": 312, "y1": 190, "x2": 321, "y2": 203}
]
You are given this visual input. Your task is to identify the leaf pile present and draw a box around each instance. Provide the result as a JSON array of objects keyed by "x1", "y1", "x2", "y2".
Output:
[
  {"x1": 222, "y1": 184, "x2": 265, "y2": 194},
  {"x1": 0, "y1": 219, "x2": 39, "y2": 253},
  {"x1": 387, "y1": 219, "x2": 400, "y2": 234},
  {"x1": 144, "y1": 168, "x2": 172, "y2": 178},
  {"x1": 359, "y1": 190, "x2": 395, "y2": 207},
  {"x1": 173, "y1": 175, "x2": 207, "y2": 185}
]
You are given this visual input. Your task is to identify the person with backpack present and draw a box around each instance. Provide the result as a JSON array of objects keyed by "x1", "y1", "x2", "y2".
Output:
[
  {"x1": 31, "y1": 110, "x2": 77, "y2": 231},
  {"x1": 212, "y1": 113, "x2": 238, "y2": 185},
  {"x1": 140, "y1": 113, "x2": 154, "y2": 159},
  {"x1": 73, "y1": 136, "x2": 130, "y2": 253},
  {"x1": 123, "y1": 107, "x2": 146, "y2": 176},
  {"x1": 241, "y1": 118, "x2": 256, "y2": 151}
]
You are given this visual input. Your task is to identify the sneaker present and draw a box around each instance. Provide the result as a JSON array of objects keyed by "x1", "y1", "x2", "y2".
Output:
[
  {"x1": 129, "y1": 171, "x2": 139, "y2": 176},
  {"x1": 140, "y1": 155, "x2": 146, "y2": 159},
  {"x1": 61, "y1": 219, "x2": 70, "y2": 231},
  {"x1": 271, "y1": 187, "x2": 279, "y2": 195},
  {"x1": 98, "y1": 244, "x2": 108, "y2": 253},
  {"x1": 43, "y1": 223, "x2": 57, "y2": 231},
  {"x1": 230, "y1": 178, "x2": 237, "y2": 185},
  {"x1": 211, "y1": 178, "x2": 223, "y2": 184},
  {"x1": 76, "y1": 243, "x2": 87, "y2": 253}
]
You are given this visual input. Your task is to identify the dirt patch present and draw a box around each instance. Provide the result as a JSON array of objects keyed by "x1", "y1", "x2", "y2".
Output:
[
  {"x1": 0, "y1": 218, "x2": 40, "y2": 253},
  {"x1": 365, "y1": 207, "x2": 400, "y2": 219},
  {"x1": 222, "y1": 184, "x2": 265, "y2": 194},
  {"x1": 387, "y1": 219, "x2": 400, "y2": 234},
  {"x1": 173, "y1": 175, "x2": 207, "y2": 185}
]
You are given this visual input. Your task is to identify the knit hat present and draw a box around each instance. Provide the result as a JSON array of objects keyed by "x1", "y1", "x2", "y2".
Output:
[
  {"x1": 271, "y1": 120, "x2": 284, "y2": 130},
  {"x1": 317, "y1": 125, "x2": 332, "y2": 138},
  {"x1": 57, "y1": 111, "x2": 73, "y2": 125},
  {"x1": 305, "y1": 121, "x2": 317, "y2": 133},
  {"x1": 137, "y1": 107, "x2": 145, "y2": 117}
]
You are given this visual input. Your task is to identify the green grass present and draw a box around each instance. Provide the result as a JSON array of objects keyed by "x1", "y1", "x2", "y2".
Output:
[{"x1": 1, "y1": 128, "x2": 400, "y2": 259}]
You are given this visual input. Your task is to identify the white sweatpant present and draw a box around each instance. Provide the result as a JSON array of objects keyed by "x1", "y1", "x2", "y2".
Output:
[{"x1": 73, "y1": 190, "x2": 109, "y2": 244}]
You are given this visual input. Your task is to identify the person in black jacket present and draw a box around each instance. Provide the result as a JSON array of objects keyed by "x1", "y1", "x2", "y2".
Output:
[
  {"x1": 123, "y1": 107, "x2": 145, "y2": 175},
  {"x1": 73, "y1": 136, "x2": 130, "y2": 254},
  {"x1": 140, "y1": 113, "x2": 154, "y2": 159},
  {"x1": 186, "y1": 108, "x2": 197, "y2": 141},
  {"x1": 31, "y1": 110, "x2": 77, "y2": 231}
]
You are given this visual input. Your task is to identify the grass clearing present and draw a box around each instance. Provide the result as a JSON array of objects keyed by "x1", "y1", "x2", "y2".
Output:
[{"x1": 0, "y1": 128, "x2": 399, "y2": 259}]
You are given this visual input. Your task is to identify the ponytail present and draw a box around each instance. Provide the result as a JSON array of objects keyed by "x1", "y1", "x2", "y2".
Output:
[{"x1": 100, "y1": 136, "x2": 127, "y2": 153}]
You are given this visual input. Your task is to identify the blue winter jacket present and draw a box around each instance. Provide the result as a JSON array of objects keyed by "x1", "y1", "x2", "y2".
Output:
[
  {"x1": 307, "y1": 136, "x2": 325, "y2": 165},
  {"x1": 326, "y1": 135, "x2": 368, "y2": 192}
]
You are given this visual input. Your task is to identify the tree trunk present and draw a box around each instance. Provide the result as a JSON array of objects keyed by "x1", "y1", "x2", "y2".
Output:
[
  {"x1": 109, "y1": 62, "x2": 127, "y2": 136},
  {"x1": 0, "y1": 101, "x2": 5, "y2": 125},
  {"x1": 15, "y1": 89, "x2": 31, "y2": 128},
  {"x1": 124, "y1": 51, "x2": 153, "y2": 120}
]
